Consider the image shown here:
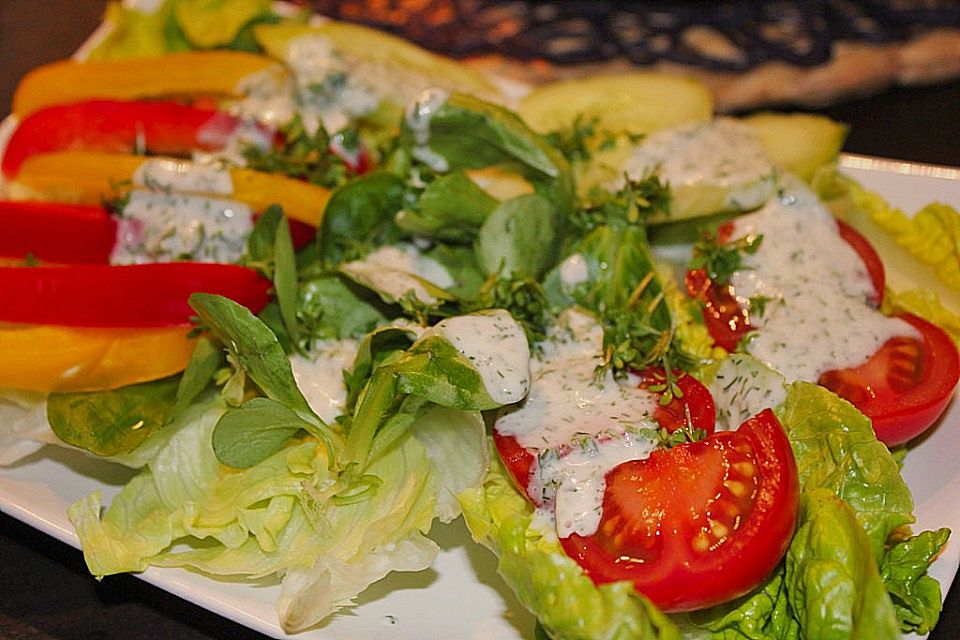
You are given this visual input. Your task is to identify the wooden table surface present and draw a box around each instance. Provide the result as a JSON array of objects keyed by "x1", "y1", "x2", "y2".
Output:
[{"x1": 1, "y1": 1, "x2": 959, "y2": 639}]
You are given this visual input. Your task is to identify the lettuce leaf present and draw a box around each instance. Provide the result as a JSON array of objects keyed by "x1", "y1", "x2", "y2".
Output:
[
  {"x1": 458, "y1": 454, "x2": 681, "y2": 640},
  {"x1": 69, "y1": 395, "x2": 488, "y2": 633},
  {"x1": 881, "y1": 527, "x2": 951, "y2": 635},
  {"x1": 819, "y1": 172, "x2": 960, "y2": 333},
  {"x1": 784, "y1": 489, "x2": 900, "y2": 639},
  {"x1": 776, "y1": 382, "x2": 915, "y2": 558}
]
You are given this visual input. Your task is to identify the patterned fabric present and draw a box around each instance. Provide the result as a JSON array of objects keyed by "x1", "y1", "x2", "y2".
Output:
[{"x1": 303, "y1": 0, "x2": 960, "y2": 71}]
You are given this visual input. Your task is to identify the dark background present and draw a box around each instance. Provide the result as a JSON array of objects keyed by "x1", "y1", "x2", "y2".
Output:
[{"x1": 1, "y1": 1, "x2": 959, "y2": 638}]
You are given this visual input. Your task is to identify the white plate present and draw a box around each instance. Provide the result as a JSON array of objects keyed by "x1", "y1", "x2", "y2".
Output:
[{"x1": 0, "y1": 156, "x2": 957, "y2": 639}]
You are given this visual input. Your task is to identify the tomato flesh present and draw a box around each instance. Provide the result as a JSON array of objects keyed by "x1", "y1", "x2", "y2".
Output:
[
  {"x1": 685, "y1": 267, "x2": 751, "y2": 352},
  {"x1": 819, "y1": 313, "x2": 959, "y2": 445},
  {"x1": 560, "y1": 409, "x2": 799, "y2": 612},
  {"x1": 493, "y1": 368, "x2": 716, "y2": 505}
]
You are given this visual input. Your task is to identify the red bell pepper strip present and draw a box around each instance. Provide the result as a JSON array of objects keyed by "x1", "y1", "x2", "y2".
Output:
[
  {"x1": 0, "y1": 201, "x2": 117, "y2": 264},
  {"x1": 0, "y1": 200, "x2": 314, "y2": 264},
  {"x1": 0, "y1": 262, "x2": 271, "y2": 327},
  {"x1": 2, "y1": 100, "x2": 273, "y2": 179}
]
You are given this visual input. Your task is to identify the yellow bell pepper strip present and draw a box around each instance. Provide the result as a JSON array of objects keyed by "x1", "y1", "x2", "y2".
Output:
[
  {"x1": 14, "y1": 151, "x2": 331, "y2": 227},
  {"x1": 11, "y1": 51, "x2": 275, "y2": 117},
  {"x1": 0, "y1": 323, "x2": 196, "y2": 392}
]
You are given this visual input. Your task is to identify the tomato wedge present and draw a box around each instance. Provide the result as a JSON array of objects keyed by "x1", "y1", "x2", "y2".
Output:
[
  {"x1": 0, "y1": 201, "x2": 117, "y2": 264},
  {"x1": 819, "y1": 313, "x2": 960, "y2": 446},
  {"x1": 1, "y1": 100, "x2": 267, "y2": 179},
  {"x1": 493, "y1": 368, "x2": 716, "y2": 505},
  {"x1": 560, "y1": 409, "x2": 799, "y2": 612},
  {"x1": 835, "y1": 219, "x2": 884, "y2": 305},
  {"x1": 684, "y1": 267, "x2": 751, "y2": 352},
  {"x1": 0, "y1": 263, "x2": 270, "y2": 327}
]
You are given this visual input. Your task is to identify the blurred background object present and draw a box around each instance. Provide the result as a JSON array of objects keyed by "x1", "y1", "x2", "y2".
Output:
[{"x1": 302, "y1": 0, "x2": 960, "y2": 112}]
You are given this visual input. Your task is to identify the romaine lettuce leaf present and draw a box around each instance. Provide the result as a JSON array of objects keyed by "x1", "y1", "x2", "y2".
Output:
[
  {"x1": 776, "y1": 382, "x2": 915, "y2": 558},
  {"x1": 881, "y1": 527, "x2": 951, "y2": 635},
  {"x1": 784, "y1": 489, "x2": 900, "y2": 639}
]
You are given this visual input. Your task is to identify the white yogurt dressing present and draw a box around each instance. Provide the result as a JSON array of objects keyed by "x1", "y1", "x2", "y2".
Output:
[
  {"x1": 618, "y1": 118, "x2": 776, "y2": 211},
  {"x1": 289, "y1": 339, "x2": 358, "y2": 424},
  {"x1": 192, "y1": 119, "x2": 274, "y2": 168},
  {"x1": 111, "y1": 190, "x2": 253, "y2": 264},
  {"x1": 428, "y1": 310, "x2": 531, "y2": 406},
  {"x1": 340, "y1": 243, "x2": 455, "y2": 305},
  {"x1": 495, "y1": 308, "x2": 660, "y2": 538},
  {"x1": 728, "y1": 179, "x2": 918, "y2": 382},
  {"x1": 558, "y1": 253, "x2": 590, "y2": 291},
  {"x1": 405, "y1": 88, "x2": 450, "y2": 172},
  {"x1": 133, "y1": 158, "x2": 233, "y2": 195}
]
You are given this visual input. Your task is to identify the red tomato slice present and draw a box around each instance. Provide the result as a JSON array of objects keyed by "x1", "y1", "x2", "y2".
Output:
[
  {"x1": 835, "y1": 219, "x2": 885, "y2": 305},
  {"x1": 819, "y1": 312, "x2": 959, "y2": 446},
  {"x1": 560, "y1": 409, "x2": 799, "y2": 612},
  {"x1": 685, "y1": 267, "x2": 751, "y2": 352},
  {"x1": 493, "y1": 368, "x2": 716, "y2": 505},
  {"x1": 0, "y1": 262, "x2": 271, "y2": 327}
]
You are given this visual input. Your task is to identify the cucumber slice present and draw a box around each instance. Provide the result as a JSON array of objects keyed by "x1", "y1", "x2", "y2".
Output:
[
  {"x1": 742, "y1": 113, "x2": 848, "y2": 181},
  {"x1": 518, "y1": 73, "x2": 713, "y2": 136},
  {"x1": 600, "y1": 119, "x2": 779, "y2": 224},
  {"x1": 254, "y1": 22, "x2": 501, "y2": 103}
]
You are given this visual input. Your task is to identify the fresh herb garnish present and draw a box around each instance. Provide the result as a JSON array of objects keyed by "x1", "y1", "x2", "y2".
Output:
[
  {"x1": 243, "y1": 115, "x2": 354, "y2": 189},
  {"x1": 690, "y1": 230, "x2": 763, "y2": 285},
  {"x1": 467, "y1": 274, "x2": 551, "y2": 346},
  {"x1": 573, "y1": 173, "x2": 671, "y2": 235},
  {"x1": 749, "y1": 294, "x2": 774, "y2": 318},
  {"x1": 635, "y1": 424, "x2": 708, "y2": 449}
]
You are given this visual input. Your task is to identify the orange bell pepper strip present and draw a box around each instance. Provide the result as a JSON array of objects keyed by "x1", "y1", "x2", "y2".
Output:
[
  {"x1": 12, "y1": 51, "x2": 275, "y2": 117},
  {"x1": 0, "y1": 323, "x2": 197, "y2": 392},
  {"x1": 14, "y1": 151, "x2": 331, "y2": 227}
]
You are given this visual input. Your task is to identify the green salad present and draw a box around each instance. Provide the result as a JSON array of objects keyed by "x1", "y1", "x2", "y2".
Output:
[{"x1": 1, "y1": 1, "x2": 959, "y2": 638}]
